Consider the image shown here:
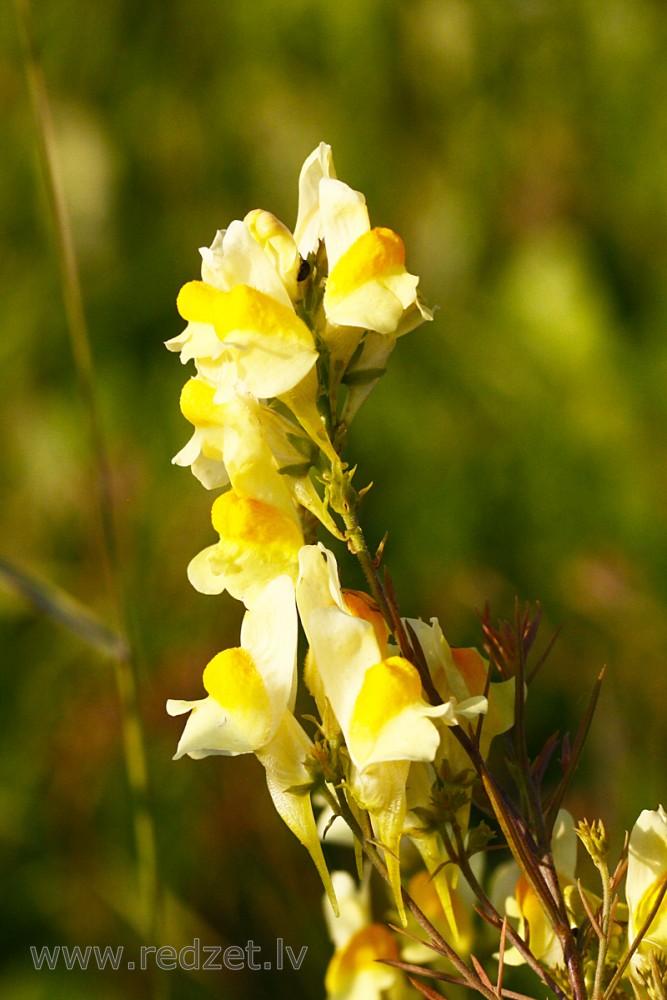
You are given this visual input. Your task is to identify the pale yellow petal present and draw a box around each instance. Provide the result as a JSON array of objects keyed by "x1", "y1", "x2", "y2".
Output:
[
  {"x1": 244, "y1": 209, "x2": 300, "y2": 300},
  {"x1": 165, "y1": 320, "x2": 223, "y2": 364},
  {"x1": 240, "y1": 575, "x2": 298, "y2": 714},
  {"x1": 348, "y1": 657, "x2": 445, "y2": 769},
  {"x1": 187, "y1": 492, "x2": 303, "y2": 606},
  {"x1": 178, "y1": 281, "x2": 317, "y2": 397},
  {"x1": 279, "y1": 367, "x2": 337, "y2": 462},
  {"x1": 304, "y1": 606, "x2": 384, "y2": 735},
  {"x1": 326, "y1": 276, "x2": 410, "y2": 336},
  {"x1": 200, "y1": 220, "x2": 293, "y2": 307},
  {"x1": 167, "y1": 695, "x2": 242, "y2": 759},
  {"x1": 627, "y1": 806, "x2": 667, "y2": 948},
  {"x1": 319, "y1": 177, "x2": 370, "y2": 269},
  {"x1": 325, "y1": 924, "x2": 398, "y2": 1000},
  {"x1": 257, "y1": 712, "x2": 338, "y2": 915},
  {"x1": 353, "y1": 761, "x2": 410, "y2": 925}
]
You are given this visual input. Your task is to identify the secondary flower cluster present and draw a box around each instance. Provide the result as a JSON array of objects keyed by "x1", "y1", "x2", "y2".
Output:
[
  {"x1": 490, "y1": 806, "x2": 667, "y2": 994},
  {"x1": 164, "y1": 144, "x2": 514, "y2": 936},
  {"x1": 318, "y1": 806, "x2": 667, "y2": 998}
]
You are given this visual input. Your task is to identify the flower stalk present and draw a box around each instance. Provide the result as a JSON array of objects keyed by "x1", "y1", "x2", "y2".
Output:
[{"x1": 163, "y1": 142, "x2": 667, "y2": 1000}]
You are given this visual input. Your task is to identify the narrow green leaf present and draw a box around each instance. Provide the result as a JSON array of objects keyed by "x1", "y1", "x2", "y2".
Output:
[
  {"x1": 0, "y1": 556, "x2": 128, "y2": 659},
  {"x1": 544, "y1": 668, "x2": 605, "y2": 836}
]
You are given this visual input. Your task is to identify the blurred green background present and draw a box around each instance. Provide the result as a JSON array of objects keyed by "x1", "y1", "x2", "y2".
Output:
[{"x1": 3, "y1": 0, "x2": 667, "y2": 996}]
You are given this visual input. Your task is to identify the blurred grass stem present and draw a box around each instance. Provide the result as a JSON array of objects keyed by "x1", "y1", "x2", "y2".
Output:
[{"x1": 12, "y1": 0, "x2": 162, "y2": 965}]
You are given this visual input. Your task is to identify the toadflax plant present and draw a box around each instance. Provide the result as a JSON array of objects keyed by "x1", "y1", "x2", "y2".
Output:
[{"x1": 165, "y1": 143, "x2": 667, "y2": 1000}]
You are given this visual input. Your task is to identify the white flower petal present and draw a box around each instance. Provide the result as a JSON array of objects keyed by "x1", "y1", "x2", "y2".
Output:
[
  {"x1": 165, "y1": 321, "x2": 223, "y2": 364},
  {"x1": 240, "y1": 576, "x2": 298, "y2": 714},
  {"x1": 171, "y1": 431, "x2": 203, "y2": 469},
  {"x1": 220, "y1": 221, "x2": 293, "y2": 308},
  {"x1": 325, "y1": 279, "x2": 406, "y2": 335},
  {"x1": 189, "y1": 454, "x2": 230, "y2": 489},
  {"x1": 225, "y1": 328, "x2": 318, "y2": 399},
  {"x1": 294, "y1": 142, "x2": 336, "y2": 256},
  {"x1": 199, "y1": 229, "x2": 227, "y2": 287},
  {"x1": 187, "y1": 544, "x2": 227, "y2": 595},
  {"x1": 168, "y1": 695, "x2": 256, "y2": 760},
  {"x1": 354, "y1": 705, "x2": 442, "y2": 769},
  {"x1": 256, "y1": 712, "x2": 337, "y2": 913},
  {"x1": 297, "y1": 544, "x2": 345, "y2": 616},
  {"x1": 305, "y1": 605, "x2": 383, "y2": 735},
  {"x1": 323, "y1": 871, "x2": 371, "y2": 946}
]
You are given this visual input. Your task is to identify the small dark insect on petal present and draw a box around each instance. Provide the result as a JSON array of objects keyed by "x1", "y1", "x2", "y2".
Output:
[{"x1": 297, "y1": 258, "x2": 311, "y2": 281}]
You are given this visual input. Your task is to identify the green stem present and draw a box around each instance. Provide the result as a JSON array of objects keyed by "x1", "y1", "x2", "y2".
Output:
[
  {"x1": 13, "y1": 0, "x2": 161, "y2": 955},
  {"x1": 336, "y1": 495, "x2": 392, "y2": 622},
  {"x1": 591, "y1": 857, "x2": 612, "y2": 1000}
]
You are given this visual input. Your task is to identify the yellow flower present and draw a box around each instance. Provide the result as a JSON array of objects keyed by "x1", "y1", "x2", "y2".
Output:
[
  {"x1": 183, "y1": 390, "x2": 306, "y2": 607},
  {"x1": 174, "y1": 376, "x2": 307, "y2": 484},
  {"x1": 402, "y1": 867, "x2": 474, "y2": 964},
  {"x1": 297, "y1": 547, "x2": 487, "y2": 771},
  {"x1": 188, "y1": 488, "x2": 303, "y2": 607},
  {"x1": 298, "y1": 545, "x2": 481, "y2": 923},
  {"x1": 293, "y1": 142, "x2": 432, "y2": 428},
  {"x1": 171, "y1": 377, "x2": 230, "y2": 489},
  {"x1": 491, "y1": 809, "x2": 577, "y2": 969},
  {"x1": 297, "y1": 545, "x2": 456, "y2": 773},
  {"x1": 167, "y1": 221, "x2": 296, "y2": 360},
  {"x1": 166, "y1": 216, "x2": 318, "y2": 404},
  {"x1": 173, "y1": 374, "x2": 341, "y2": 537},
  {"x1": 323, "y1": 871, "x2": 401, "y2": 1000},
  {"x1": 294, "y1": 143, "x2": 432, "y2": 338},
  {"x1": 174, "y1": 274, "x2": 336, "y2": 464},
  {"x1": 324, "y1": 221, "x2": 431, "y2": 337},
  {"x1": 627, "y1": 806, "x2": 667, "y2": 960},
  {"x1": 294, "y1": 141, "x2": 337, "y2": 258},
  {"x1": 405, "y1": 616, "x2": 512, "y2": 759},
  {"x1": 167, "y1": 576, "x2": 297, "y2": 757},
  {"x1": 174, "y1": 279, "x2": 318, "y2": 399},
  {"x1": 243, "y1": 208, "x2": 301, "y2": 302},
  {"x1": 167, "y1": 576, "x2": 336, "y2": 910}
]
